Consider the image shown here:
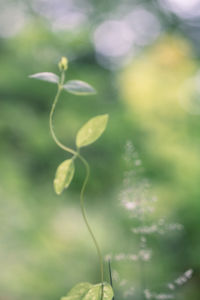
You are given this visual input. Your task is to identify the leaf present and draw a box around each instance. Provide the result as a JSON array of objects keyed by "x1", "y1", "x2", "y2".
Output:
[
  {"x1": 61, "y1": 282, "x2": 113, "y2": 300},
  {"x1": 76, "y1": 114, "x2": 109, "y2": 148},
  {"x1": 29, "y1": 72, "x2": 59, "y2": 83},
  {"x1": 63, "y1": 80, "x2": 96, "y2": 95},
  {"x1": 83, "y1": 283, "x2": 113, "y2": 300},
  {"x1": 61, "y1": 282, "x2": 92, "y2": 300},
  {"x1": 101, "y1": 283, "x2": 114, "y2": 300},
  {"x1": 54, "y1": 159, "x2": 75, "y2": 195}
]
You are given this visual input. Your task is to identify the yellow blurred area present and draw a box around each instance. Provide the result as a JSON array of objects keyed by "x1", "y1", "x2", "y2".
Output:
[
  {"x1": 121, "y1": 35, "x2": 195, "y2": 119},
  {"x1": 120, "y1": 35, "x2": 199, "y2": 203}
]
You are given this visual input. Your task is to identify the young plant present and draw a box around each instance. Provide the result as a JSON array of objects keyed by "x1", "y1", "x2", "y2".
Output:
[{"x1": 29, "y1": 57, "x2": 114, "y2": 300}]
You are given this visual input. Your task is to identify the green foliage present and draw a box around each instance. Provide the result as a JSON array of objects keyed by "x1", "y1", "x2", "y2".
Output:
[
  {"x1": 63, "y1": 282, "x2": 92, "y2": 300},
  {"x1": 76, "y1": 114, "x2": 109, "y2": 148},
  {"x1": 29, "y1": 72, "x2": 59, "y2": 83},
  {"x1": 29, "y1": 73, "x2": 96, "y2": 95},
  {"x1": 54, "y1": 159, "x2": 75, "y2": 195},
  {"x1": 61, "y1": 282, "x2": 113, "y2": 300},
  {"x1": 63, "y1": 80, "x2": 96, "y2": 95},
  {"x1": 30, "y1": 57, "x2": 113, "y2": 299}
]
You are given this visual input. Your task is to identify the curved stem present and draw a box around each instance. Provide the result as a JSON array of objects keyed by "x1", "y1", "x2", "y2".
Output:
[
  {"x1": 78, "y1": 153, "x2": 104, "y2": 286},
  {"x1": 49, "y1": 74, "x2": 104, "y2": 288},
  {"x1": 49, "y1": 75, "x2": 77, "y2": 157}
]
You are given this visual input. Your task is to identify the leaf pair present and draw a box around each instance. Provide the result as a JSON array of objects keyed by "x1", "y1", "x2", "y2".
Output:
[
  {"x1": 54, "y1": 114, "x2": 109, "y2": 195},
  {"x1": 29, "y1": 72, "x2": 96, "y2": 95},
  {"x1": 61, "y1": 282, "x2": 113, "y2": 300}
]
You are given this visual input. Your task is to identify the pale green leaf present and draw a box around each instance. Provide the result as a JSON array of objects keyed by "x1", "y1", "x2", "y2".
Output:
[
  {"x1": 83, "y1": 283, "x2": 113, "y2": 300},
  {"x1": 76, "y1": 114, "x2": 109, "y2": 148},
  {"x1": 29, "y1": 72, "x2": 59, "y2": 83},
  {"x1": 83, "y1": 284, "x2": 101, "y2": 300},
  {"x1": 101, "y1": 283, "x2": 114, "y2": 300},
  {"x1": 54, "y1": 159, "x2": 75, "y2": 195},
  {"x1": 61, "y1": 282, "x2": 113, "y2": 300},
  {"x1": 61, "y1": 282, "x2": 92, "y2": 300},
  {"x1": 63, "y1": 80, "x2": 96, "y2": 95}
]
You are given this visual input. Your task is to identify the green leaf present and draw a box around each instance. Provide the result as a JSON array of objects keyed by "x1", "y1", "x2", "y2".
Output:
[
  {"x1": 83, "y1": 283, "x2": 113, "y2": 300},
  {"x1": 76, "y1": 114, "x2": 109, "y2": 148},
  {"x1": 63, "y1": 80, "x2": 96, "y2": 95},
  {"x1": 61, "y1": 282, "x2": 113, "y2": 300},
  {"x1": 61, "y1": 282, "x2": 92, "y2": 300},
  {"x1": 101, "y1": 283, "x2": 114, "y2": 300},
  {"x1": 54, "y1": 159, "x2": 75, "y2": 195},
  {"x1": 29, "y1": 72, "x2": 59, "y2": 83}
]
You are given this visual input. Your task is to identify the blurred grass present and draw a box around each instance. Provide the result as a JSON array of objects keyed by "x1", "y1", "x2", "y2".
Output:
[{"x1": 0, "y1": 3, "x2": 200, "y2": 300}]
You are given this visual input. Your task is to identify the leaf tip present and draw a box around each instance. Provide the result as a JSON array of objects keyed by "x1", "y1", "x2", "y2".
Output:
[
  {"x1": 53, "y1": 180, "x2": 61, "y2": 195},
  {"x1": 101, "y1": 113, "x2": 109, "y2": 126},
  {"x1": 104, "y1": 113, "x2": 109, "y2": 121},
  {"x1": 55, "y1": 190, "x2": 62, "y2": 196},
  {"x1": 89, "y1": 87, "x2": 97, "y2": 95}
]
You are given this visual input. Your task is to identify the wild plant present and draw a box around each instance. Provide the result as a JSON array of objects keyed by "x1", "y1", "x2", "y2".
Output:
[
  {"x1": 29, "y1": 57, "x2": 114, "y2": 300},
  {"x1": 107, "y1": 141, "x2": 192, "y2": 300}
]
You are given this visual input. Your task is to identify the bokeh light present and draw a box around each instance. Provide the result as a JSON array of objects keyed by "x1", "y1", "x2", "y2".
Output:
[
  {"x1": 0, "y1": 2, "x2": 27, "y2": 37},
  {"x1": 160, "y1": 0, "x2": 200, "y2": 19}
]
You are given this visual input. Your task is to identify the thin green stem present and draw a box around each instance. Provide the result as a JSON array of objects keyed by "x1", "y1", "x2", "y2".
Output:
[
  {"x1": 78, "y1": 153, "x2": 104, "y2": 287},
  {"x1": 49, "y1": 73, "x2": 77, "y2": 157},
  {"x1": 49, "y1": 72, "x2": 104, "y2": 291},
  {"x1": 108, "y1": 260, "x2": 115, "y2": 300}
]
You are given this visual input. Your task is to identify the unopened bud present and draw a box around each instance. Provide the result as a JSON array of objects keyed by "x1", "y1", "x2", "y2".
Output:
[{"x1": 58, "y1": 56, "x2": 68, "y2": 71}]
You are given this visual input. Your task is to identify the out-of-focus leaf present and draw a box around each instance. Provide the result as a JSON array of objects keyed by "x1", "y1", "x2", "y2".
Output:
[
  {"x1": 61, "y1": 282, "x2": 92, "y2": 300},
  {"x1": 76, "y1": 114, "x2": 109, "y2": 148},
  {"x1": 54, "y1": 159, "x2": 75, "y2": 195},
  {"x1": 61, "y1": 282, "x2": 113, "y2": 300},
  {"x1": 83, "y1": 283, "x2": 113, "y2": 300},
  {"x1": 63, "y1": 80, "x2": 96, "y2": 95},
  {"x1": 29, "y1": 72, "x2": 59, "y2": 83}
]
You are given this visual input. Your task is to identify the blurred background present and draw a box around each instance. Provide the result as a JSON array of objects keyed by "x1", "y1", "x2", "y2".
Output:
[{"x1": 0, "y1": 0, "x2": 200, "y2": 299}]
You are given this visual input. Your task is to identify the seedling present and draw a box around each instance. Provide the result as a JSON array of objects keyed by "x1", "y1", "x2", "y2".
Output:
[{"x1": 29, "y1": 57, "x2": 114, "y2": 300}]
